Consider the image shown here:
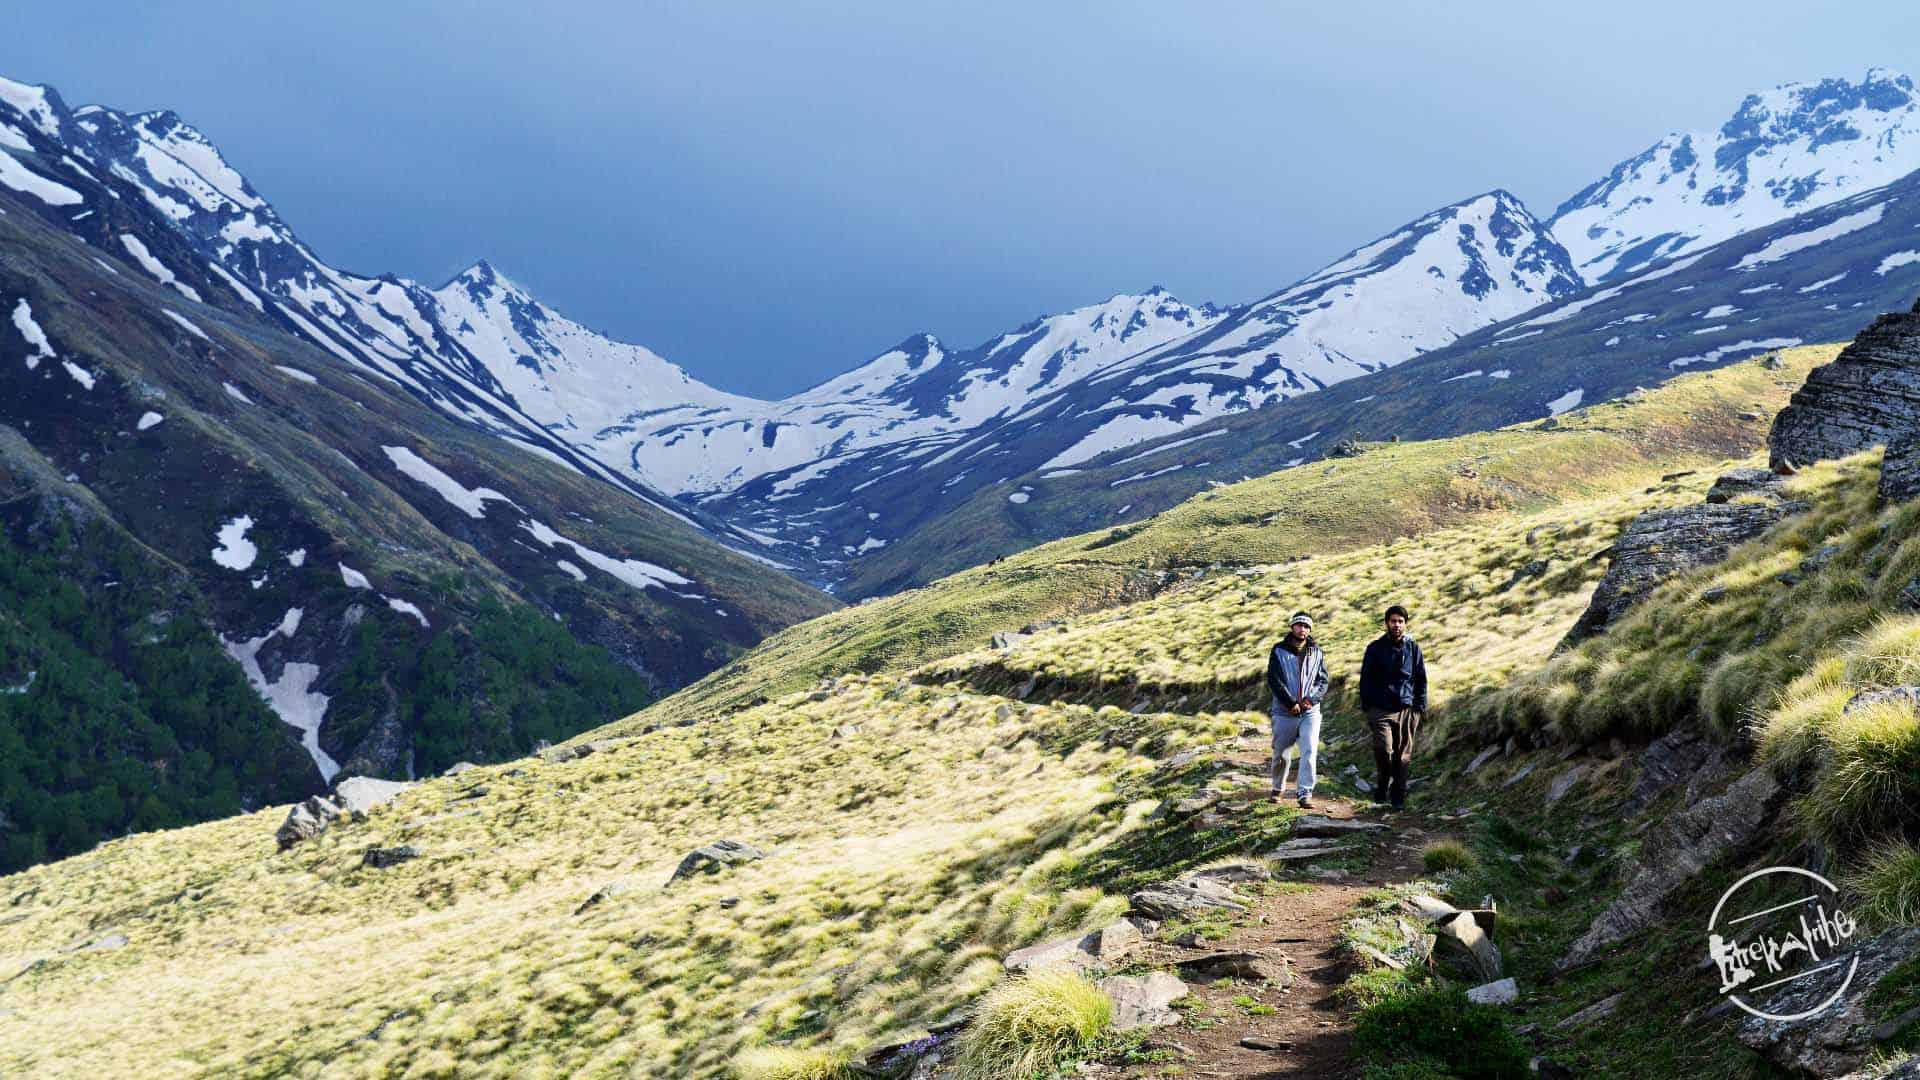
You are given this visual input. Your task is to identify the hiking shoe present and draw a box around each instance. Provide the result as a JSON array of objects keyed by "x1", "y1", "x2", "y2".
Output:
[{"x1": 1298, "y1": 793, "x2": 1314, "y2": 809}]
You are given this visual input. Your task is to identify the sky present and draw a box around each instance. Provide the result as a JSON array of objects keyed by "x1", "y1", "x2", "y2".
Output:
[{"x1": 5, "y1": 2, "x2": 1916, "y2": 396}]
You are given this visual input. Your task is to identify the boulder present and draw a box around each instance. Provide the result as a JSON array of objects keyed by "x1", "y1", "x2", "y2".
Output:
[
  {"x1": 1003, "y1": 920, "x2": 1143, "y2": 975},
  {"x1": 1129, "y1": 877, "x2": 1247, "y2": 920},
  {"x1": 1558, "y1": 766, "x2": 1787, "y2": 972},
  {"x1": 990, "y1": 631, "x2": 1029, "y2": 651},
  {"x1": 1737, "y1": 927, "x2": 1920, "y2": 1076},
  {"x1": 1403, "y1": 894, "x2": 1461, "y2": 923},
  {"x1": 1098, "y1": 971, "x2": 1189, "y2": 1029},
  {"x1": 1467, "y1": 977, "x2": 1519, "y2": 1005},
  {"x1": 274, "y1": 777, "x2": 413, "y2": 850},
  {"x1": 1770, "y1": 300, "x2": 1920, "y2": 471},
  {"x1": 1433, "y1": 911, "x2": 1503, "y2": 982},
  {"x1": 442, "y1": 761, "x2": 480, "y2": 777},
  {"x1": 359, "y1": 845, "x2": 418, "y2": 869},
  {"x1": 665, "y1": 839, "x2": 767, "y2": 886},
  {"x1": 1562, "y1": 502, "x2": 1794, "y2": 645}
]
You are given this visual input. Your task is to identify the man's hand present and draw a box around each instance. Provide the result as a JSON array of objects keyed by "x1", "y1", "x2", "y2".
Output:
[{"x1": 1290, "y1": 702, "x2": 1304, "y2": 716}]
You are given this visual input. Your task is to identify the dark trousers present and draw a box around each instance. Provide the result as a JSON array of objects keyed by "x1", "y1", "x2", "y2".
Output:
[{"x1": 1367, "y1": 706, "x2": 1422, "y2": 806}]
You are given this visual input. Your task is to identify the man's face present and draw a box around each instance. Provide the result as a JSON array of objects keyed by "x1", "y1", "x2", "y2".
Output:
[
  {"x1": 1290, "y1": 622, "x2": 1310, "y2": 643},
  {"x1": 1386, "y1": 613, "x2": 1408, "y2": 641}
]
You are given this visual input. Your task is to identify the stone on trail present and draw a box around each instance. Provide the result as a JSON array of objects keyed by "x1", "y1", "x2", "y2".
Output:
[
  {"x1": 665, "y1": 839, "x2": 767, "y2": 886},
  {"x1": 1003, "y1": 919, "x2": 1143, "y2": 975},
  {"x1": 1186, "y1": 862, "x2": 1270, "y2": 884},
  {"x1": 1176, "y1": 951, "x2": 1290, "y2": 985},
  {"x1": 1292, "y1": 815, "x2": 1388, "y2": 838},
  {"x1": 1467, "y1": 977, "x2": 1519, "y2": 1005},
  {"x1": 1098, "y1": 971, "x2": 1189, "y2": 1029},
  {"x1": 1737, "y1": 927, "x2": 1920, "y2": 1076},
  {"x1": 1128, "y1": 876, "x2": 1248, "y2": 920},
  {"x1": 1265, "y1": 838, "x2": 1348, "y2": 862}
]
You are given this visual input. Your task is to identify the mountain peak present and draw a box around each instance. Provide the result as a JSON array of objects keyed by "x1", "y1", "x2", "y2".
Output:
[{"x1": 1552, "y1": 69, "x2": 1920, "y2": 282}]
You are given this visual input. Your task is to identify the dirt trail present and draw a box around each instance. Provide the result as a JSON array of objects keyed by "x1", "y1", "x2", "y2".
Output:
[{"x1": 1116, "y1": 756, "x2": 1452, "y2": 1079}]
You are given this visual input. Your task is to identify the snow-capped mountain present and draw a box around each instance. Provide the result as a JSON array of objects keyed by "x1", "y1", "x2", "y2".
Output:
[
  {"x1": 599, "y1": 288, "x2": 1226, "y2": 496},
  {"x1": 1552, "y1": 68, "x2": 1920, "y2": 282}
]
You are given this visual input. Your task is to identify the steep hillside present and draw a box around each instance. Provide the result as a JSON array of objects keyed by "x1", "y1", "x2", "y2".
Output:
[
  {"x1": 0, "y1": 159, "x2": 834, "y2": 870},
  {"x1": 847, "y1": 172, "x2": 1920, "y2": 596},
  {"x1": 11, "y1": 331, "x2": 1920, "y2": 1078},
  {"x1": 624, "y1": 348, "x2": 1826, "y2": 728}
]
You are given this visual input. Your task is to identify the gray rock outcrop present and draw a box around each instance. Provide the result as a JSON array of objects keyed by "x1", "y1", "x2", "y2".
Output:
[
  {"x1": 274, "y1": 777, "x2": 414, "y2": 850},
  {"x1": 1562, "y1": 500, "x2": 1791, "y2": 644},
  {"x1": 1705, "y1": 467, "x2": 1790, "y2": 504},
  {"x1": 1737, "y1": 927, "x2": 1920, "y2": 1076},
  {"x1": 1770, "y1": 297, "x2": 1920, "y2": 470},
  {"x1": 665, "y1": 839, "x2": 766, "y2": 886},
  {"x1": 1884, "y1": 435, "x2": 1920, "y2": 503},
  {"x1": 1559, "y1": 766, "x2": 1787, "y2": 972}
]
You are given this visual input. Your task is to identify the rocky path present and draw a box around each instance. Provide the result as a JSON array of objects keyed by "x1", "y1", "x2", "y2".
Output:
[{"x1": 1112, "y1": 768, "x2": 1455, "y2": 1079}]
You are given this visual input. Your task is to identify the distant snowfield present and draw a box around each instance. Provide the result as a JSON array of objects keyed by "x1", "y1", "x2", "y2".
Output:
[
  {"x1": 1734, "y1": 203, "x2": 1888, "y2": 270},
  {"x1": 0, "y1": 150, "x2": 83, "y2": 205},
  {"x1": 382, "y1": 445, "x2": 516, "y2": 519},
  {"x1": 162, "y1": 309, "x2": 209, "y2": 340},
  {"x1": 1668, "y1": 337, "x2": 1804, "y2": 370},
  {"x1": 136, "y1": 411, "x2": 164, "y2": 430},
  {"x1": 519, "y1": 518, "x2": 693, "y2": 593},
  {"x1": 211, "y1": 515, "x2": 257, "y2": 570},
  {"x1": 11, "y1": 299, "x2": 54, "y2": 369},
  {"x1": 221, "y1": 608, "x2": 338, "y2": 782},
  {"x1": 118, "y1": 234, "x2": 201, "y2": 301},
  {"x1": 1546, "y1": 389, "x2": 1585, "y2": 417}
]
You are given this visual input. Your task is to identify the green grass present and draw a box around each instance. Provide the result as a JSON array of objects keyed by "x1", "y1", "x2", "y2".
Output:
[
  {"x1": 1847, "y1": 842, "x2": 1920, "y2": 930},
  {"x1": 1351, "y1": 985, "x2": 1530, "y2": 1080},
  {"x1": 954, "y1": 969, "x2": 1112, "y2": 1080}
]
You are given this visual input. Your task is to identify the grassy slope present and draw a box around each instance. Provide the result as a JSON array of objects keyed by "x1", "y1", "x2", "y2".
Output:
[
  {"x1": 15, "y1": 343, "x2": 1920, "y2": 1079},
  {"x1": 627, "y1": 347, "x2": 1831, "y2": 729}
]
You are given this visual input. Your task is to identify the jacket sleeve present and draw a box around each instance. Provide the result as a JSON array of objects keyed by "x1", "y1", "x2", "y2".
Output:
[
  {"x1": 1265, "y1": 645, "x2": 1290, "y2": 707},
  {"x1": 1412, "y1": 643, "x2": 1428, "y2": 712},
  {"x1": 1357, "y1": 640, "x2": 1381, "y2": 710},
  {"x1": 1308, "y1": 646, "x2": 1330, "y2": 703}
]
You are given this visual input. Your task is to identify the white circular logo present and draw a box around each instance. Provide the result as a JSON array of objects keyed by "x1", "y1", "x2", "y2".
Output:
[{"x1": 1706, "y1": 866, "x2": 1861, "y2": 1021}]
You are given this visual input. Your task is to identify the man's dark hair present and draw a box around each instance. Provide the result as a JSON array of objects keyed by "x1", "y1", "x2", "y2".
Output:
[{"x1": 1384, "y1": 604, "x2": 1410, "y2": 622}]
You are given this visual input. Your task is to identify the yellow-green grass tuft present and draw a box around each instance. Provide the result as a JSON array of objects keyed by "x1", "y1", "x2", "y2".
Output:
[
  {"x1": 734, "y1": 1046, "x2": 854, "y2": 1080},
  {"x1": 1420, "y1": 840, "x2": 1478, "y2": 873},
  {"x1": 954, "y1": 969, "x2": 1113, "y2": 1080},
  {"x1": 1846, "y1": 841, "x2": 1920, "y2": 930},
  {"x1": 1795, "y1": 698, "x2": 1920, "y2": 851}
]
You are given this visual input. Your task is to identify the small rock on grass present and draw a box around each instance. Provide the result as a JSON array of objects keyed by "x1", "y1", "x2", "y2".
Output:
[
  {"x1": 1239, "y1": 1036, "x2": 1292, "y2": 1052},
  {"x1": 1555, "y1": 991, "x2": 1624, "y2": 1030},
  {"x1": 1467, "y1": 977, "x2": 1518, "y2": 1005}
]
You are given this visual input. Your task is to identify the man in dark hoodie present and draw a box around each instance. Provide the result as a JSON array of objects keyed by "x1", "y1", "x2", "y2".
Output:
[
  {"x1": 1266, "y1": 611, "x2": 1329, "y2": 808},
  {"x1": 1358, "y1": 604, "x2": 1427, "y2": 810}
]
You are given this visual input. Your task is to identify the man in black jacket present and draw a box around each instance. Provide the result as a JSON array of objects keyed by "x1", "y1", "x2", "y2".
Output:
[
  {"x1": 1266, "y1": 611, "x2": 1329, "y2": 808},
  {"x1": 1357, "y1": 604, "x2": 1426, "y2": 810}
]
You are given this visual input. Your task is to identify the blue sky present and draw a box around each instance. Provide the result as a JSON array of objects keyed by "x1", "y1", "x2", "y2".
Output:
[{"x1": 5, "y1": 2, "x2": 1915, "y2": 395}]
